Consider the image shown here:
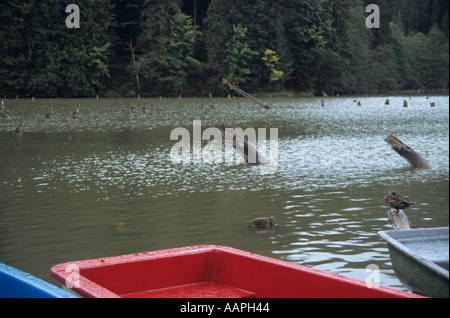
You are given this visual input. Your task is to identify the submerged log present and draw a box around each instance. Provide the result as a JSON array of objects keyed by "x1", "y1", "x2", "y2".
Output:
[
  {"x1": 216, "y1": 123, "x2": 266, "y2": 165},
  {"x1": 226, "y1": 82, "x2": 271, "y2": 110},
  {"x1": 388, "y1": 209, "x2": 411, "y2": 230},
  {"x1": 384, "y1": 134, "x2": 434, "y2": 170}
]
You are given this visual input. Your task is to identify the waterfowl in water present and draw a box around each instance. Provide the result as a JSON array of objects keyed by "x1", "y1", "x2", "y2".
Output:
[
  {"x1": 127, "y1": 106, "x2": 138, "y2": 114},
  {"x1": 142, "y1": 106, "x2": 148, "y2": 113},
  {"x1": 384, "y1": 192, "x2": 416, "y2": 215},
  {"x1": 0, "y1": 112, "x2": 9, "y2": 119},
  {"x1": 15, "y1": 123, "x2": 23, "y2": 133},
  {"x1": 250, "y1": 217, "x2": 277, "y2": 233}
]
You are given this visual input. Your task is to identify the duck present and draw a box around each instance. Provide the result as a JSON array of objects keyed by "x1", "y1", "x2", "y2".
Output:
[
  {"x1": 127, "y1": 106, "x2": 138, "y2": 114},
  {"x1": 15, "y1": 123, "x2": 23, "y2": 133},
  {"x1": 0, "y1": 112, "x2": 9, "y2": 119},
  {"x1": 142, "y1": 106, "x2": 148, "y2": 113},
  {"x1": 384, "y1": 192, "x2": 416, "y2": 215},
  {"x1": 250, "y1": 217, "x2": 277, "y2": 233}
]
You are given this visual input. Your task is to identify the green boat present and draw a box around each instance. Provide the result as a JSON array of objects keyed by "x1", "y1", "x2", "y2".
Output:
[{"x1": 379, "y1": 227, "x2": 449, "y2": 298}]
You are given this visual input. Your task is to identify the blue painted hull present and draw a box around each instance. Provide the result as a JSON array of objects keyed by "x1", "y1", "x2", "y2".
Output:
[{"x1": 0, "y1": 263, "x2": 77, "y2": 298}]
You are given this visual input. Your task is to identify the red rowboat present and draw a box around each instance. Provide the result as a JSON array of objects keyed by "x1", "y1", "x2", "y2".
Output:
[{"x1": 50, "y1": 245, "x2": 422, "y2": 298}]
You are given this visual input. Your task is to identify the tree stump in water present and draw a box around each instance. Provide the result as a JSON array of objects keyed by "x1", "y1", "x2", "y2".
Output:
[
  {"x1": 216, "y1": 123, "x2": 266, "y2": 165},
  {"x1": 226, "y1": 82, "x2": 271, "y2": 110},
  {"x1": 388, "y1": 209, "x2": 411, "y2": 230},
  {"x1": 384, "y1": 134, "x2": 433, "y2": 170}
]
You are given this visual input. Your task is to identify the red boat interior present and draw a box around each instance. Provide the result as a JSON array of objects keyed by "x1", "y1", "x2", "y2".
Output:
[{"x1": 50, "y1": 245, "x2": 420, "y2": 298}]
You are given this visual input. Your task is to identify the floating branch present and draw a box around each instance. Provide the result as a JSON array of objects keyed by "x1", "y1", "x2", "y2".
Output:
[
  {"x1": 385, "y1": 134, "x2": 433, "y2": 169},
  {"x1": 216, "y1": 123, "x2": 266, "y2": 165},
  {"x1": 225, "y1": 82, "x2": 271, "y2": 110}
]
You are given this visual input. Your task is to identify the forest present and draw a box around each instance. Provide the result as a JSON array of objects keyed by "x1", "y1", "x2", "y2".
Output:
[{"x1": 0, "y1": 0, "x2": 448, "y2": 98}]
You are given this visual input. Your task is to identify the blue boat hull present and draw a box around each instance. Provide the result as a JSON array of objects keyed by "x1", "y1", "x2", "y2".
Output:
[{"x1": 0, "y1": 263, "x2": 77, "y2": 298}]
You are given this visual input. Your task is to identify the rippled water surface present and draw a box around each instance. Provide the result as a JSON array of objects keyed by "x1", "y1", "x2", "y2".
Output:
[{"x1": 0, "y1": 95, "x2": 448, "y2": 293}]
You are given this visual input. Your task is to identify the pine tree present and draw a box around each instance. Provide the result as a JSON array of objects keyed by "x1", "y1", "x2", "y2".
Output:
[
  {"x1": 108, "y1": 0, "x2": 145, "y2": 96},
  {"x1": 27, "y1": 0, "x2": 114, "y2": 97},
  {"x1": 0, "y1": 1, "x2": 35, "y2": 96},
  {"x1": 136, "y1": 0, "x2": 181, "y2": 95},
  {"x1": 223, "y1": 24, "x2": 259, "y2": 86}
]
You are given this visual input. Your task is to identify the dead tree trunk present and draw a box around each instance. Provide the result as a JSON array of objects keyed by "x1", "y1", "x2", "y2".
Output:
[
  {"x1": 124, "y1": 39, "x2": 141, "y2": 98},
  {"x1": 388, "y1": 209, "x2": 411, "y2": 230},
  {"x1": 385, "y1": 134, "x2": 434, "y2": 169},
  {"x1": 216, "y1": 123, "x2": 266, "y2": 165},
  {"x1": 226, "y1": 83, "x2": 271, "y2": 110}
]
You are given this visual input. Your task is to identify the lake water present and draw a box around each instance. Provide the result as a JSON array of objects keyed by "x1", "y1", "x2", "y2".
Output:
[{"x1": 0, "y1": 95, "x2": 448, "y2": 294}]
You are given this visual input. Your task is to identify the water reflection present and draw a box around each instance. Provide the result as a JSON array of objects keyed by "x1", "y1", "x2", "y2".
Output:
[{"x1": 0, "y1": 96, "x2": 448, "y2": 292}]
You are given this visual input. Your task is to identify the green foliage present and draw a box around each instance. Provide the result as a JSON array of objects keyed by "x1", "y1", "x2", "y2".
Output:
[
  {"x1": 0, "y1": 0, "x2": 448, "y2": 97},
  {"x1": 164, "y1": 11, "x2": 201, "y2": 94},
  {"x1": 224, "y1": 24, "x2": 259, "y2": 86},
  {"x1": 137, "y1": 1, "x2": 200, "y2": 96},
  {"x1": 262, "y1": 49, "x2": 284, "y2": 83}
]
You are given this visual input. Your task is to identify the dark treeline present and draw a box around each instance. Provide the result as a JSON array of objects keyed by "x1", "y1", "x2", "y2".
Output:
[{"x1": 0, "y1": 0, "x2": 448, "y2": 98}]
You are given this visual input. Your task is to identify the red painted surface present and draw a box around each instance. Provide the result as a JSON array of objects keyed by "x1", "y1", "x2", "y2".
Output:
[{"x1": 50, "y1": 245, "x2": 423, "y2": 298}]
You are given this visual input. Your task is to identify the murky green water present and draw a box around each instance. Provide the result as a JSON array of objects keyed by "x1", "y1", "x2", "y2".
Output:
[{"x1": 0, "y1": 95, "x2": 448, "y2": 294}]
